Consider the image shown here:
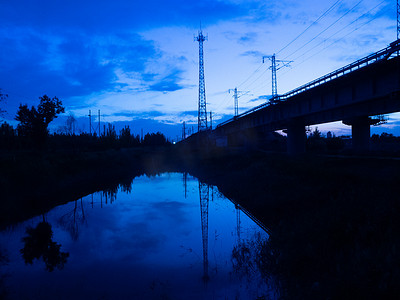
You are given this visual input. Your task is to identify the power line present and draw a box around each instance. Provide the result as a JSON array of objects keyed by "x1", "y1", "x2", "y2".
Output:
[
  {"x1": 282, "y1": 0, "x2": 365, "y2": 60},
  {"x1": 291, "y1": 0, "x2": 386, "y2": 64},
  {"x1": 237, "y1": 63, "x2": 264, "y2": 88},
  {"x1": 239, "y1": 67, "x2": 269, "y2": 92},
  {"x1": 279, "y1": 12, "x2": 384, "y2": 81},
  {"x1": 230, "y1": 1, "x2": 364, "y2": 106},
  {"x1": 224, "y1": 1, "x2": 343, "y2": 110},
  {"x1": 277, "y1": 0, "x2": 343, "y2": 55}
]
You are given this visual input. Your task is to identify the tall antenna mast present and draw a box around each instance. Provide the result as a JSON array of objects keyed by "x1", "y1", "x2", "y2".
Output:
[
  {"x1": 195, "y1": 28, "x2": 208, "y2": 132},
  {"x1": 397, "y1": 0, "x2": 400, "y2": 40}
]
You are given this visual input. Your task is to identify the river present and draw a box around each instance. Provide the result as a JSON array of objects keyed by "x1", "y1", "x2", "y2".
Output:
[{"x1": 0, "y1": 172, "x2": 276, "y2": 299}]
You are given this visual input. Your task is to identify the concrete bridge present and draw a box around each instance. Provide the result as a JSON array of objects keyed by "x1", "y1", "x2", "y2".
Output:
[{"x1": 211, "y1": 40, "x2": 400, "y2": 154}]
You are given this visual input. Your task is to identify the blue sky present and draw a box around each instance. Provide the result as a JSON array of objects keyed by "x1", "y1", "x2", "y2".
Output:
[{"x1": 0, "y1": 0, "x2": 398, "y2": 140}]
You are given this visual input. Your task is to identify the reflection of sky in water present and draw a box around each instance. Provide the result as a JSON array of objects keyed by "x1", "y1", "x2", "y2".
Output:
[{"x1": 0, "y1": 173, "x2": 275, "y2": 299}]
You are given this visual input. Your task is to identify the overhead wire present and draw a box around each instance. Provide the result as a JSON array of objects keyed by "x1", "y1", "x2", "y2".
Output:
[
  {"x1": 231, "y1": 0, "x2": 363, "y2": 106},
  {"x1": 301, "y1": 14, "x2": 383, "y2": 65},
  {"x1": 214, "y1": 0, "x2": 380, "y2": 118},
  {"x1": 282, "y1": 0, "x2": 365, "y2": 60},
  {"x1": 279, "y1": 7, "x2": 385, "y2": 82},
  {"x1": 237, "y1": 63, "x2": 264, "y2": 89},
  {"x1": 240, "y1": 67, "x2": 270, "y2": 92},
  {"x1": 272, "y1": 0, "x2": 385, "y2": 95},
  {"x1": 276, "y1": 0, "x2": 344, "y2": 55},
  {"x1": 212, "y1": 62, "x2": 267, "y2": 116},
  {"x1": 289, "y1": 0, "x2": 386, "y2": 64}
]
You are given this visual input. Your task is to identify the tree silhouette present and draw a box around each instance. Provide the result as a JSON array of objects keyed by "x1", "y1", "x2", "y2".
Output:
[
  {"x1": 20, "y1": 221, "x2": 69, "y2": 272},
  {"x1": 15, "y1": 95, "x2": 64, "y2": 145},
  {"x1": 143, "y1": 132, "x2": 169, "y2": 146},
  {"x1": 119, "y1": 125, "x2": 140, "y2": 147}
]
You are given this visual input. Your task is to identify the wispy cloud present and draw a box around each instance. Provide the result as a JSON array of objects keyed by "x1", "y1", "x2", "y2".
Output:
[
  {"x1": 248, "y1": 95, "x2": 269, "y2": 102},
  {"x1": 241, "y1": 50, "x2": 265, "y2": 58},
  {"x1": 148, "y1": 70, "x2": 187, "y2": 93}
]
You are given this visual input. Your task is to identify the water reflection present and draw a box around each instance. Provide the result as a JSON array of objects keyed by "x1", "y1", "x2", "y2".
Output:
[
  {"x1": 0, "y1": 173, "x2": 272, "y2": 299},
  {"x1": 57, "y1": 199, "x2": 86, "y2": 241},
  {"x1": 20, "y1": 219, "x2": 69, "y2": 272},
  {"x1": 199, "y1": 181, "x2": 209, "y2": 282}
]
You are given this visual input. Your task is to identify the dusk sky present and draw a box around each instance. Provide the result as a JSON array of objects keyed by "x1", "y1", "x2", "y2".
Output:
[{"x1": 0, "y1": 0, "x2": 398, "y2": 140}]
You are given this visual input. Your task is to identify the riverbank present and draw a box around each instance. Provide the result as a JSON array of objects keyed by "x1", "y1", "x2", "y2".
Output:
[
  {"x1": 173, "y1": 146, "x2": 400, "y2": 299},
  {"x1": 0, "y1": 147, "x2": 176, "y2": 228}
]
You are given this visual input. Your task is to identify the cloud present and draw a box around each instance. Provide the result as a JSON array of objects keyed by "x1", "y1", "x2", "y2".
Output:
[
  {"x1": 148, "y1": 69, "x2": 187, "y2": 92},
  {"x1": 112, "y1": 110, "x2": 166, "y2": 118},
  {"x1": 179, "y1": 110, "x2": 198, "y2": 117},
  {"x1": 0, "y1": 29, "x2": 159, "y2": 100},
  {"x1": 241, "y1": 50, "x2": 265, "y2": 58},
  {"x1": 0, "y1": 0, "x2": 263, "y2": 33},
  {"x1": 248, "y1": 95, "x2": 269, "y2": 102},
  {"x1": 238, "y1": 32, "x2": 258, "y2": 44}
]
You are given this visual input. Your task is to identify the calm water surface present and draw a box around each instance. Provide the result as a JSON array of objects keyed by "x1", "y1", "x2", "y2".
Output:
[{"x1": 0, "y1": 173, "x2": 275, "y2": 299}]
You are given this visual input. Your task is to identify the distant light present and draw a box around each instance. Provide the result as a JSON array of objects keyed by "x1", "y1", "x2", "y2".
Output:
[{"x1": 173, "y1": 141, "x2": 176, "y2": 145}]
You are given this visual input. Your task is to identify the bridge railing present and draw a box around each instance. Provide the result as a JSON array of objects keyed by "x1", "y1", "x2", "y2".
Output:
[
  {"x1": 216, "y1": 39, "x2": 400, "y2": 129},
  {"x1": 276, "y1": 39, "x2": 400, "y2": 101}
]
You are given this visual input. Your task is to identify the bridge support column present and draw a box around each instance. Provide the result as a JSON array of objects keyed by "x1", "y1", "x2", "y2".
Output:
[
  {"x1": 287, "y1": 121, "x2": 306, "y2": 155},
  {"x1": 343, "y1": 116, "x2": 375, "y2": 152}
]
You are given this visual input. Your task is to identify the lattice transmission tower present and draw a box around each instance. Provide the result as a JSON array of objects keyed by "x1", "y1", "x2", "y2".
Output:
[
  {"x1": 195, "y1": 29, "x2": 208, "y2": 132},
  {"x1": 398, "y1": 0, "x2": 400, "y2": 40}
]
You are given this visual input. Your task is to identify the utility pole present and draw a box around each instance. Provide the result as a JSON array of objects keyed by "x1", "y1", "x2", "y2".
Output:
[
  {"x1": 195, "y1": 28, "x2": 208, "y2": 132},
  {"x1": 88, "y1": 110, "x2": 92, "y2": 135},
  {"x1": 209, "y1": 112, "x2": 212, "y2": 130},
  {"x1": 182, "y1": 121, "x2": 186, "y2": 140},
  {"x1": 263, "y1": 54, "x2": 292, "y2": 100},
  {"x1": 228, "y1": 88, "x2": 251, "y2": 117},
  {"x1": 232, "y1": 88, "x2": 239, "y2": 116},
  {"x1": 98, "y1": 110, "x2": 101, "y2": 137}
]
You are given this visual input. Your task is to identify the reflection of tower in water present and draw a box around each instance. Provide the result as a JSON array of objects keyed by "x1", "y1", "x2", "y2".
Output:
[
  {"x1": 183, "y1": 172, "x2": 188, "y2": 199},
  {"x1": 199, "y1": 181, "x2": 210, "y2": 282}
]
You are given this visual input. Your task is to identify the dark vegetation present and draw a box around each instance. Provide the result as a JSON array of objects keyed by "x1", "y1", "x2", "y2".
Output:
[{"x1": 0, "y1": 95, "x2": 171, "y2": 228}]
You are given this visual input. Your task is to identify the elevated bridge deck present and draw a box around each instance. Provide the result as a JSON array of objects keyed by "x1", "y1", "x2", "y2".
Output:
[{"x1": 213, "y1": 40, "x2": 400, "y2": 153}]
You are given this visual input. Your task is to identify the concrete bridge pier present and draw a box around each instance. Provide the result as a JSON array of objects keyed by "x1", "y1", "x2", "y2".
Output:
[
  {"x1": 343, "y1": 116, "x2": 377, "y2": 152},
  {"x1": 287, "y1": 121, "x2": 306, "y2": 155}
]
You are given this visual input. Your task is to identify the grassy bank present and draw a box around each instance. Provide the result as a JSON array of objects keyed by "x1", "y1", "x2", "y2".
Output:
[{"x1": 173, "y1": 146, "x2": 400, "y2": 299}]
